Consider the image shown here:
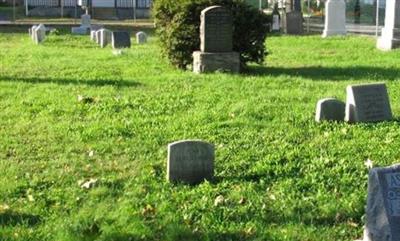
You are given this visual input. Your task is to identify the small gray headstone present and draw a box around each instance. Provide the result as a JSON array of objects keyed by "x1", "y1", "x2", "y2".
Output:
[
  {"x1": 167, "y1": 140, "x2": 214, "y2": 184},
  {"x1": 286, "y1": 11, "x2": 303, "y2": 35},
  {"x1": 99, "y1": 29, "x2": 112, "y2": 48},
  {"x1": 34, "y1": 24, "x2": 46, "y2": 44},
  {"x1": 364, "y1": 164, "x2": 400, "y2": 241},
  {"x1": 136, "y1": 31, "x2": 147, "y2": 44},
  {"x1": 315, "y1": 98, "x2": 345, "y2": 122},
  {"x1": 345, "y1": 83, "x2": 392, "y2": 123},
  {"x1": 111, "y1": 31, "x2": 131, "y2": 49},
  {"x1": 200, "y1": 6, "x2": 233, "y2": 52}
]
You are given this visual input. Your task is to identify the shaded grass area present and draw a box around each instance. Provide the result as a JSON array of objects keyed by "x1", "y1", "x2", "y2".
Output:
[{"x1": 1, "y1": 29, "x2": 400, "y2": 240}]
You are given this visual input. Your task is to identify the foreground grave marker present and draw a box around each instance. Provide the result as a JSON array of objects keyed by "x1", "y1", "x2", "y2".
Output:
[{"x1": 167, "y1": 140, "x2": 214, "y2": 184}]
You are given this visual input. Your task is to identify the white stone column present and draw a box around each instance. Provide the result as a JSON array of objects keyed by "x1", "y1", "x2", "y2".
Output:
[
  {"x1": 377, "y1": 0, "x2": 400, "y2": 50},
  {"x1": 322, "y1": 0, "x2": 347, "y2": 37}
]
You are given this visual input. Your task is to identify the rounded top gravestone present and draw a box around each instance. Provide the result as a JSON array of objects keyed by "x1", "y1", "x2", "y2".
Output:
[
  {"x1": 167, "y1": 140, "x2": 214, "y2": 184},
  {"x1": 200, "y1": 6, "x2": 233, "y2": 53}
]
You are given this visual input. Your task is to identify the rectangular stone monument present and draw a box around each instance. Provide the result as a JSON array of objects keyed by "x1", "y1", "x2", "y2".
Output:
[
  {"x1": 30, "y1": 25, "x2": 38, "y2": 40},
  {"x1": 345, "y1": 83, "x2": 392, "y2": 123},
  {"x1": 90, "y1": 30, "x2": 97, "y2": 41},
  {"x1": 285, "y1": 11, "x2": 303, "y2": 35},
  {"x1": 99, "y1": 29, "x2": 112, "y2": 48},
  {"x1": 364, "y1": 164, "x2": 400, "y2": 241},
  {"x1": 81, "y1": 14, "x2": 91, "y2": 27},
  {"x1": 322, "y1": 0, "x2": 347, "y2": 37},
  {"x1": 193, "y1": 6, "x2": 240, "y2": 73},
  {"x1": 377, "y1": 0, "x2": 400, "y2": 50},
  {"x1": 95, "y1": 29, "x2": 102, "y2": 45},
  {"x1": 111, "y1": 31, "x2": 131, "y2": 49},
  {"x1": 167, "y1": 140, "x2": 214, "y2": 184}
]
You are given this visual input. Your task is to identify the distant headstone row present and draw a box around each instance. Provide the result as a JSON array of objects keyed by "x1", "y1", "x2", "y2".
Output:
[{"x1": 315, "y1": 83, "x2": 392, "y2": 123}]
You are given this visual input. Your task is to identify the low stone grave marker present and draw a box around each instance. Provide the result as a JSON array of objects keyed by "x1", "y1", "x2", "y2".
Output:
[
  {"x1": 90, "y1": 30, "x2": 97, "y2": 41},
  {"x1": 81, "y1": 14, "x2": 91, "y2": 27},
  {"x1": 111, "y1": 31, "x2": 131, "y2": 49},
  {"x1": 345, "y1": 83, "x2": 392, "y2": 123},
  {"x1": 95, "y1": 29, "x2": 103, "y2": 45},
  {"x1": 72, "y1": 26, "x2": 89, "y2": 35},
  {"x1": 99, "y1": 29, "x2": 112, "y2": 48},
  {"x1": 315, "y1": 98, "x2": 345, "y2": 122},
  {"x1": 136, "y1": 31, "x2": 147, "y2": 44},
  {"x1": 363, "y1": 164, "x2": 400, "y2": 241},
  {"x1": 29, "y1": 25, "x2": 38, "y2": 39},
  {"x1": 167, "y1": 140, "x2": 214, "y2": 184},
  {"x1": 34, "y1": 24, "x2": 46, "y2": 44}
]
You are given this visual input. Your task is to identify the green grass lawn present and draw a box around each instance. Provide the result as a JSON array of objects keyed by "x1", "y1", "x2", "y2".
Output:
[{"x1": 1, "y1": 29, "x2": 400, "y2": 241}]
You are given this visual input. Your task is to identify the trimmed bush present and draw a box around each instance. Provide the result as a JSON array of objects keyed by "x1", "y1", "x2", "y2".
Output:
[{"x1": 153, "y1": 0, "x2": 270, "y2": 70}]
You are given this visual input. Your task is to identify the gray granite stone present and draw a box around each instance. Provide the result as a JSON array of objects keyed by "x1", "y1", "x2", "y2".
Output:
[
  {"x1": 136, "y1": 31, "x2": 147, "y2": 44},
  {"x1": 200, "y1": 6, "x2": 233, "y2": 52},
  {"x1": 193, "y1": 51, "x2": 240, "y2": 73},
  {"x1": 363, "y1": 164, "x2": 400, "y2": 241},
  {"x1": 345, "y1": 83, "x2": 392, "y2": 123},
  {"x1": 286, "y1": 11, "x2": 303, "y2": 35},
  {"x1": 34, "y1": 24, "x2": 46, "y2": 44},
  {"x1": 95, "y1": 29, "x2": 102, "y2": 45},
  {"x1": 111, "y1": 31, "x2": 131, "y2": 49},
  {"x1": 315, "y1": 98, "x2": 345, "y2": 122},
  {"x1": 167, "y1": 140, "x2": 214, "y2": 184}
]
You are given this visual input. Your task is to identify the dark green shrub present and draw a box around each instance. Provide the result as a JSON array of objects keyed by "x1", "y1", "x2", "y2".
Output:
[{"x1": 153, "y1": 0, "x2": 270, "y2": 70}]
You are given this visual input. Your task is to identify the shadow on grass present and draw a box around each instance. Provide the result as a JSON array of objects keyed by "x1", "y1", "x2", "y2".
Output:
[
  {"x1": 244, "y1": 66, "x2": 400, "y2": 81},
  {"x1": 0, "y1": 211, "x2": 41, "y2": 226},
  {"x1": 0, "y1": 76, "x2": 143, "y2": 87}
]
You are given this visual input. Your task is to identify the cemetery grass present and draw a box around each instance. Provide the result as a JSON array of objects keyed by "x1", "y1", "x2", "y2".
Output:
[{"x1": 2, "y1": 30, "x2": 400, "y2": 241}]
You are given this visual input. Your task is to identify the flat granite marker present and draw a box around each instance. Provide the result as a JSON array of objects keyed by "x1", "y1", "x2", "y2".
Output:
[
  {"x1": 363, "y1": 164, "x2": 400, "y2": 241},
  {"x1": 111, "y1": 31, "x2": 131, "y2": 49},
  {"x1": 167, "y1": 140, "x2": 214, "y2": 184},
  {"x1": 193, "y1": 6, "x2": 240, "y2": 73},
  {"x1": 345, "y1": 83, "x2": 392, "y2": 123},
  {"x1": 315, "y1": 98, "x2": 345, "y2": 122}
]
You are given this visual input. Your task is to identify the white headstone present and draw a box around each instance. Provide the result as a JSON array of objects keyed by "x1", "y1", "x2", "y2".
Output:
[
  {"x1": 377, "y1": 0, "x2": 400, "y2": 50},
  {"x1": 95, "y1": 29, "x2": 103, "y2": 45},
  {"x1": 81, "y1": 14, "x2": 91, "y2": 27},
  {"x1": 30, "y1": 25, "x2": 38, "y2": 41},
  {"x1": 363, "y1": 164, "x2": 400, "y2": 241},
  {"x1": 322, "y1": 0, "x2": 347, "y2": 37},
  {"x1": 167, "y1": 140, "x2": 214, "y2": 184},
  {"x1": 345, "y1": 83, "x2": 392, "y2": 123},
  {"x1": 99, "y1": 29, "x2": 112, "y2": 48},
  {"x1": 90, "y1": 30, "x2": 97, "y2": 41},
  {"x1": 136, "y1": 31, "x2": 147, "y2": 44},
  {"x1": 34, "y1": 24, "x2": 46, "y2": 44},
  {"x1": 315, "y1": 98, "x2": 345, "y2": 122}
]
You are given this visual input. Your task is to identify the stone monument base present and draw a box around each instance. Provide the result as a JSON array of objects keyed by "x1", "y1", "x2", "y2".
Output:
[
  {"x1": 193, "y1": 51, "x2": 240, "y2": 74},
  {"x1": 377, "y1": 28, "x2": 400, "y2": 51}
]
